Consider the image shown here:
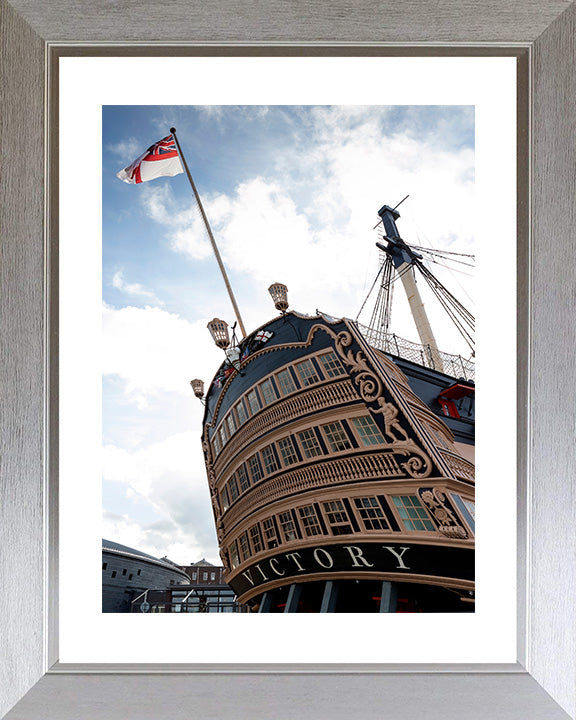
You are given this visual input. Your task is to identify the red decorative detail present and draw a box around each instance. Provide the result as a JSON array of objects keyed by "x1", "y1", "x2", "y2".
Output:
[
  {"x1": 438, "y1": 382, "x2": 475, "y2": 401},
  {"x1": 439, "y1": 399, "x2": 460, "y2": 418},
  {"x1": 144, "y1": 135, "x2": 179, "y2": 162},
  {"x1": 438, "y1": 382, "x2": 474, "y2": 418}
]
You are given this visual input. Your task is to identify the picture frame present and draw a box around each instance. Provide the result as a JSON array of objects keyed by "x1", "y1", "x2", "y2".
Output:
[{"x1": 1, "y1": 2, "x2": 575, "y2": 718}]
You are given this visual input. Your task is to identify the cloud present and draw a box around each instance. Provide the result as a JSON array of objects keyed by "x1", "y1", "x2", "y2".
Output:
[
  {"x1": 103, "y1": 510, "x2": 218, "y2": 566},
  {"x1": 103, "y1": 431, "x2": 219, "y2": 564},
  {"x1": 103, "y1": 106, "x2": 476, "y2": 564},
  {"x1": 136, "y1": 107, "x2": 474, "y2": 349},
  {"x1": 111, "y1": 270, "x2": 164, "y2": 305},
  {"x1": 140, "y1": 184, "x2": 213, "y2": 260},
  {"x1": 102, "y1": 303, "x2": 222, "y2": 407},
  {"x1": 107, "y1": 137, "x2": 142, "y2": 162}
]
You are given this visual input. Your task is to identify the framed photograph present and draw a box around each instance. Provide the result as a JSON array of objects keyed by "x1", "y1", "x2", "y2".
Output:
[
  {"x1": 61, "y1": 56, "x2": 512, "y2": 661},
  {"x1": 1, "y1": 2, "x2": 575, "y2": 719}
]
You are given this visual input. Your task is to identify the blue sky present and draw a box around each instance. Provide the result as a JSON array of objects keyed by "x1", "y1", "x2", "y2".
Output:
[{"x1": 102, "y1": 105, "x2": 475, "y2": 564}]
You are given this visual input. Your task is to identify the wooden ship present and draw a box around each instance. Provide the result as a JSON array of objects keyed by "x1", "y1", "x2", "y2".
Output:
[{"x1": 193, "y1": 202, "x2": 475, "y2": 613}]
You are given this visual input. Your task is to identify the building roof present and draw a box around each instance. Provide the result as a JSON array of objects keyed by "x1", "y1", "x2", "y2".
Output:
[
  {"x1": 186, "y1": 558, "x2": 215, "y2": 567},
  {"x1": 102, "y1": 539, "x2": 188, "y2": 577}
]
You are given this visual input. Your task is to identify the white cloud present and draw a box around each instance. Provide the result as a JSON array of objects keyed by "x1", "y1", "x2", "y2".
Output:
[
  {"x1": 102, "y1": 107, "x2": 476, "y2": 562},
  {"x1": 103, "y1": 431, "x2": 219, "y2": 564},
  {"x1": 111, "y1": 270, "x2": 164, "y2": 305},
  {"x1": 103, "y1": 511, "x2": 218, "y2": 566},
  {"x1": 102, "y1": 303, "x2": 222, "y2": 407},
  {"x1": 107, "y1": 137, "x2": 142, "y2": 162},
  {"x1": 136, "y1": 107, "x2": 474, "y2": 357},
  {"x1": 140, "y1": 184, "x2": 213, "y2": 260}
]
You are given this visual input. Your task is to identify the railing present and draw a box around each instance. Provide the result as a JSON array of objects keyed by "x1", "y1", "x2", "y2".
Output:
[
  {"x1": 438, "y1": 449, "x2": 475, "y2": 483},
  {"x1": 221, "y1": 450, "x2": 408, "y2": 531},
  {"x1": 213, "y1": 378, "x2": 359, "y2": 477},
  {"x1": 356, "y1": 323, "x2": 475, "y2": 382}
]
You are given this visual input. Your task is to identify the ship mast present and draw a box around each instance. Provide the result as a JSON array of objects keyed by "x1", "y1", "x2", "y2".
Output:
[{"x1": 376, "y1": 204, "x2": 444, "y2": 371}]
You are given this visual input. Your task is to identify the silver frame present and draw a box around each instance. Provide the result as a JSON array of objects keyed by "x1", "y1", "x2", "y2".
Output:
[{"x1": 1, "y1": 2, "x2": 575, "y2": 718}]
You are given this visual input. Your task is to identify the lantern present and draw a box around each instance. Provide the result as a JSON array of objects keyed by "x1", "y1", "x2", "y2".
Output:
[
  {"x1": 207, "y1": 318, "x2": 230, "y2": 349},
  {"x1": 190, "y1": 379, "x2": 205, "y2": 399},
  {"x1": 268, "y1": 282, "x2": 289, "y2": 313}
]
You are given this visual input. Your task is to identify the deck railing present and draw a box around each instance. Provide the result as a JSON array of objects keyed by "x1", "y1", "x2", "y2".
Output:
[{"x1": 356, "y1": 323, "x2": 475, "y2": 382}]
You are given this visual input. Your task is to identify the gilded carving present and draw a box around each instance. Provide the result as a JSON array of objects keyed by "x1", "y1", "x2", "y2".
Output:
[{"x1": 419, "y1": 488, "x2": 468, "y2": 539}]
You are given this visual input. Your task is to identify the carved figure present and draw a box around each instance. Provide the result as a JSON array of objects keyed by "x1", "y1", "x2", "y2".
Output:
[{"x1": 373, "y1": 398, "x2": 409, "y2": 443}]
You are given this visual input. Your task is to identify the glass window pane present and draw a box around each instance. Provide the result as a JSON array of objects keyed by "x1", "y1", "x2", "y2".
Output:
[
  {"x1": 261, "y1": 445, "x2": 279, "y2": 474},
  {"x1": 278, "y1": 436, "x2": 298, "y2": 466},
  {"x1": 322, "y1": 421, "x2": 352, "y2": 452},
  {"x1": 298, "y1": 428, "x2": 323, "y2": 458},
  {"x1": 248, "y1": 454, "x2": 263, "y2": 483},
  {"x1": 247, "y1": 389, "x2": 260, "y2": 415},
  {"x1": 351, "y1": 415, "x2": 385, "y2": 446},
  {"x1": 295, "y1": 359, "x2": 320, "y2": 387},
  {"x1": 318, "y1": 351, "x2": 345, "y2": 378},
  {"x1": 259, "y1": 378, "x2": 278, "y2": 406},
  {"x1": 277, "y1": 368, "x2": 297, "y2": 395},
  {"x1": 298, "y1": 505, "x2": 323, "y2": 537},
  {"x1": 235, "y1": 400, "x2": 248, "y2": 425},
  {"x1": 392, "y1": 495, "x2": 435, "y2": 532}
]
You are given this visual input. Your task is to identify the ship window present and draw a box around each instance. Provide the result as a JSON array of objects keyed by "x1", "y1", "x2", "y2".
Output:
[
  {"x1": 246, "y1": 389, "x2": 261, "y2": 415},
  {"x1": 298, "y1": 428, "x2": 323, "y2": 458},
  {"x1": 230, "y1": 540, "x2": 240, "y2": 569},
  {"x1": 278, "y1": 511, "x2": 298, "y2": 541},
  {"x1": 450, "y1": 493, "x2": 476, "y2": 534},
  {"x1": 102, "y1": 562, "x2": 107, "y2": 570},
  {"x1": 298, "y1": 505, "x2": 323, "y2": 537},
  {"x1": 295, "y1": 359, "x2": 321, "y2": 387},
  {"x1": 228, "y1": 475, "x2": 239, "y2": 502},
  {"x1": 192, "y1": 572, "x2": 197, "y2": 580},
  {"x1": 220, "y1": 485, "x2": 230, "y2": 511},
  {"x1": 211, "y1": 572, "x2": 216, "y2": 580},
  {"x1": 226, "y1": 412, "x2": 236, "y2": 437},
  {"x1": 238, "y1": 531, "x2": 251, "y2": 561},
  {"x1": 261, "y1": 445, "x2": 279, "y2": 474},
  {"x1": 354, "y1": 497, "x2": 389, "y2": 531},
  {"x1": 276, "y1": 367, "x2": 297, "y2": 395},
  {"x1": 319, "y1": 351, "x2": 345, "y2": 378},
  {"x1": 236, "y1": 464, "x2": 250, "y2": 493},
  {"x1": 277, "y1": 436, "x2": 298, "y2": 466},
  {"x1": 429, "y1": 426, "x2": 449, "y2": 449},
  {"x1": 128, "y1": 574, "x2": 133, "y2": 580},
  {"x1": 213, "y1": 433, "x2": 221, "y2": 455},
  {"x1": 111, "y1": 571, "x2": 117, "y2": 578},
  {"x1": 248, "y1": 454, "x2": 263, "y2": 483},
  {"x1": 249, "y1": 524, "x2": 263, "y2": 553},
  {"x1": 137, "y1": 569, "x2": 141, "y2": 576},
  {"x1": 322, "y1": 421, "x2": 352, "y2": 452},
  {"x1": 392, "y1": 495, "x2": 435, "y2": 532},
  {"x1": 122, "y1": 568, "x2": 127, "y2": 576},
  {"x1": 351, "y1": 415, "x2": 385, "y2": 447},
  {"x1": 235, "y1": 400, "x2": 248, "y2": 426},
  {"x1": 261, "y1": 518, "x2": 279, "y2": 549},
  {"x1": 219, "y1": 425, "x2": 227, "y2": 447},
  {"x1": 323, "y1": 500, "x2": 353, "y2": 535},
  {"x1": 259, "y1": 378, "x2": 278, "y2": 406}
]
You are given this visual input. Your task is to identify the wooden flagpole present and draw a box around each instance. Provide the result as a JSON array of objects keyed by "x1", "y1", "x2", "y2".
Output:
[{"x1": 170, "y1": 127, "x2": 247, "y2": 338}]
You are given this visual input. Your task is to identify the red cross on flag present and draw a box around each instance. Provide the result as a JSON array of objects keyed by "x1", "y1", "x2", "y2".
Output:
[{"x1": 116, "y1": 134, "x2": 184, "y2": 184}]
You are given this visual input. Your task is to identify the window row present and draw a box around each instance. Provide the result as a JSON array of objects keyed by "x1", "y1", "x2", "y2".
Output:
[
  {"x1": 219, "y1": 415, "x2": 388, "y2": 511},
  {"x1": 189, "y1": 570, "x2": 217, "y2": 582},
  {"x1": 228, "y1": 494, "x2": 441, "y2": 569},
  {"x1": 212, "y1": 351, "x2": 347, "y2": 455},
  {"x1": 102, "y1": 563, "x2": 141, "y2": 581}
]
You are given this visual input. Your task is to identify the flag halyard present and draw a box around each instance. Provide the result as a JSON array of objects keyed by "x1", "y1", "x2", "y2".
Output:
[{"x1": 116, "y1": 134, "x2": 184, "y2": 184}]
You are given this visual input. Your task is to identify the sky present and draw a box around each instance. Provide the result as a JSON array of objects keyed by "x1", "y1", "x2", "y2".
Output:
[{"x1": 102, "y1": 104, "x2": 475, "y2": 566}]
